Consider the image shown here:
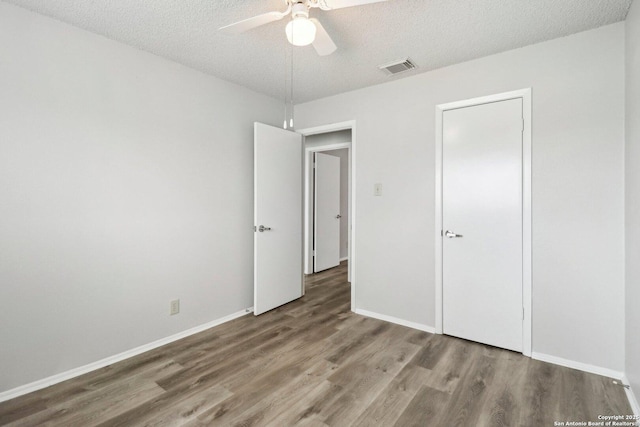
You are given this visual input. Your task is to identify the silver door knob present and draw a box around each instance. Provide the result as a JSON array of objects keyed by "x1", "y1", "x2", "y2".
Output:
[
  {"x1": 258, "y1": 225, "x2": 271, "y2": 232},
  {"x1": 335, "y1": 215, "x2": 342, "y2": 219},
  {"x1": 444, "y1": 230, "x2": 463, "y2": 238}
]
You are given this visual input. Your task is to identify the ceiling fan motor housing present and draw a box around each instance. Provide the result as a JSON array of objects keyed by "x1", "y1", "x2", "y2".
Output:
[{"x1": 292, "y1": 2, "x2": 310, "y2": 19}]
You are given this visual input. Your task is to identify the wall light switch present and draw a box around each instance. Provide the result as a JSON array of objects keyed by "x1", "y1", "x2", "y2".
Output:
[
  {"x1": 170, "y1": 299, "x2": 180, "y2": 315},
  {"x1": 374, "y1": 183, "x2": 383, "y2": 196}
]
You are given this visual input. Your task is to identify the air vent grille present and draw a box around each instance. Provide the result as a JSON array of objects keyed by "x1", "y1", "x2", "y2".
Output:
[{"x1": 378, "y1": 58, "x2": 417, "y2": 75}]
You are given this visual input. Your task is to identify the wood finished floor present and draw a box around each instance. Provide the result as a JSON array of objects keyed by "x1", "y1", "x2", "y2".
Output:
[{"x1": 0, "y1": 261, "x2": 632, "y2": 426}]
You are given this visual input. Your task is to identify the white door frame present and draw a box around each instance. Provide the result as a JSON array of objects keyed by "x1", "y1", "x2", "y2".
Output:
[
  {"x1": 435, "y1": 89, "x2": 532, "y2": 357},
  {"x1": 297, "y1": 121, "x2": 355, "y2": 311}
]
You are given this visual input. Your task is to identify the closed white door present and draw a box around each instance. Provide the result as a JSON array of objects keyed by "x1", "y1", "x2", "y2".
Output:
[
  {"x1": 442, "y1": 98, "x2": 523, "y2": 352},
  {"x1": 254, "y1": 122, "x2": 302, "y2": 316},
  {"x1": 314, "y1": 153, "x2": 341, "y2": 272}
]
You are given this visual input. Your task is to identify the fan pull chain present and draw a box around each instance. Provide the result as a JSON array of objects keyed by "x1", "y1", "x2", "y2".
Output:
[
  {"x1": 283, "y1": 39, "x2": 288, "y2": 129},
  {"x1": 283, "y1": 21, "x2": 296, "y2": 130},
  {"x1": 290, "y1": 33, "x2": 295, "y2": 130}
]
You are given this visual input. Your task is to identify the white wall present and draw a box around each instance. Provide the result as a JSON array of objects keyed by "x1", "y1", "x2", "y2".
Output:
[
  {"x1": 0, "y1": 3, "x2": 282, "y2": 393},
  {"x1": 296, "y1": 24, "x2": 626, "y2": 372},
  {"x1": 305, "y1": 130, "x2": 352, "y2": 148},
  {"x1": 625, "y1": 0, "x2": 640, "y2": 406}
]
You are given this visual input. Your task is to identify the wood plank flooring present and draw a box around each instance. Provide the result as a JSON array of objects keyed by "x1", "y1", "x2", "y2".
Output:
[{"x1": 0, "y1": 261, "x2": 632, "y2": 426}]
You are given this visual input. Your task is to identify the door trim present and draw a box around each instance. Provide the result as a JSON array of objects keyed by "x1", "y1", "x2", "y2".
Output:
[
  {"x1": 297, "y1": 121, "x2": 356, "y2": 312},
  {"x1": 435, "y1": 89, "x2": 532, "y2": 357}
]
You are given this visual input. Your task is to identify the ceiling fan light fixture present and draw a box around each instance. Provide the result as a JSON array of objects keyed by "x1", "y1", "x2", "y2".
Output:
[{"x1": 286, "y1": 16, "x2": 316, "y2": 46}]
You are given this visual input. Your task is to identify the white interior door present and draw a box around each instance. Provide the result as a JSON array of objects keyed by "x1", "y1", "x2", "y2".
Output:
[
  {"x1": 254, "y1": 122, "x2": 302, "y2": 316},
  {"x1": 314, "y1": 153, "x2": 341, "y2": 272},
  {"x1": 442, "y1": 98, "x2": 523, "y2": 352}
]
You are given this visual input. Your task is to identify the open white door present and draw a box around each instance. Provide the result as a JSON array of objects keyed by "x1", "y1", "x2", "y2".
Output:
[
  {"x1": 254, "y1": 122, "x2": 303, "y2": 316},
  {"x1": 314, "y1": 153, "x2": 341, "y2": 272},
  {"x1": 442, "y1": 98, "x2": 523, "y2": 352}
]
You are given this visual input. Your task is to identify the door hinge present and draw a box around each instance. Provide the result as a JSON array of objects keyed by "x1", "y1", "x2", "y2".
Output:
[
  {"x1": 522, "y1": 118, "x2": 525, "y2": 133},
  {"x1": 522, "y1": 307, "x2": 525, "y2": 320}
]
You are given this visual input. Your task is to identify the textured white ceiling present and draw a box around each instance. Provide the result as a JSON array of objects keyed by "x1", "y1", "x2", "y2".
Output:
[{"x1": 2, "y1": 0, "x2": 633, "y2": 103}]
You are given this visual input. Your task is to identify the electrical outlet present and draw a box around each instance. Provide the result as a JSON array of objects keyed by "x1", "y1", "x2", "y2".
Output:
[
  {"x1": 170, "y1": 299, "x2": 180, "y2": 316},
  {"x1": 374, "y1": 183, "x2": 383, "y2": 196}
]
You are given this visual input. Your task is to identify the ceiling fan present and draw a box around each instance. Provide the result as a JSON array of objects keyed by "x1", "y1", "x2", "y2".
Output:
[{"x1": 219, "y1": 0, "x2": 388, "y2": 56}]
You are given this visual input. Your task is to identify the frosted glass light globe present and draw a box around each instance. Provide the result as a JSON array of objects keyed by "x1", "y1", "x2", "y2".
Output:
[{"x1": 285, "y1": 17, "x2": 316, "y2": 46}]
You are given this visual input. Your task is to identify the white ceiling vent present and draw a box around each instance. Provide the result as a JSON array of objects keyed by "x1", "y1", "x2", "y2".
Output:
[{"x1": 378, "y1": 58, "x2": 417, "y2": 76}]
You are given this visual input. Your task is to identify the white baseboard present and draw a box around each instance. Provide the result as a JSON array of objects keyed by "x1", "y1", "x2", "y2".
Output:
[
  {"x1": 623, "y1": 376, "x2": 640, "y2": 416},
  {"x1": 531, "y1": 353, "x2": 638, "y2": 417},
  {"x1": 354, "y1": 309, "x2": 435, "y2": 333},
  {"x1": 531, "y1": 351, "x2": 624, "y2": 380},
  {"x1": 0, "y1": 307, "x2": 253, "y2": 403},
  {"x1": 339, "y1": 257, "x2": 349, "y2": 262}
]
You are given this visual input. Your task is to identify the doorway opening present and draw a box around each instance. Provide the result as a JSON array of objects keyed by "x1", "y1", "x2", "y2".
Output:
[{"x1": 298, "y1": 121, "x2": 355, "y2": 310}]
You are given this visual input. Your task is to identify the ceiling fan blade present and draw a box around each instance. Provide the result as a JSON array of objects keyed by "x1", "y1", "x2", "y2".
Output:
[
  {"x1": 219, "y1": 10, "x2": 288, "y2": 35},
  {"x1": 318, "y1": 0, "x2": 387, "y2": 10},
  {"x1": 310, "y1": 18, "x2": 337, "y2": 56}
]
